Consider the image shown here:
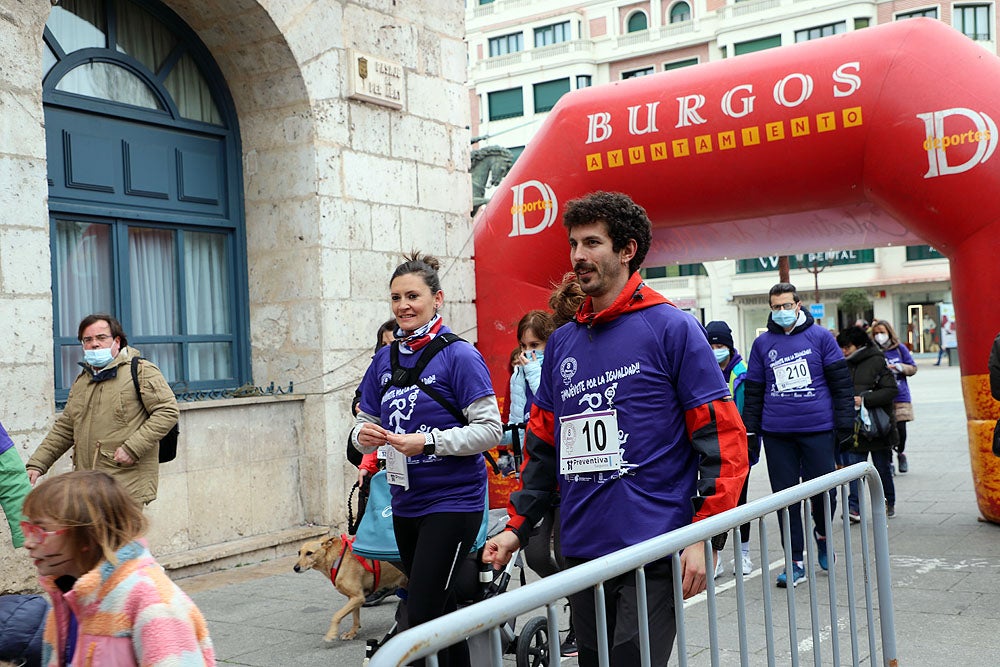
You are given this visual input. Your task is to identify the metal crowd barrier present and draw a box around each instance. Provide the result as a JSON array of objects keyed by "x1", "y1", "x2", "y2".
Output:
[{"x1": 369, "y1": 462, "x2": 897, "y2": 667}]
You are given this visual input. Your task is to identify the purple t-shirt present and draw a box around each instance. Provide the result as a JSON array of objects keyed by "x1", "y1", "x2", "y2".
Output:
[
  {"x1": 0, "y1": 422, "x2": 13, "y2": 456},
  {"x1": 883, "y1": 344, "x2": 915, "y2": 403},
  {"x1": 358, "y1": 327, "x2": 494, "y2": 517},
  {"x1": 746, "y1": 324, "x2": 844, "y2": 432},
  {"x1": 534, "y1": 305, "x2": 730, "y2": 559}
]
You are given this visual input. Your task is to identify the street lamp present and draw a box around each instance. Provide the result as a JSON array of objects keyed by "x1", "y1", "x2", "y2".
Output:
[{"x1": 794, "y1": 252, "x2": 837, "y2": 324}]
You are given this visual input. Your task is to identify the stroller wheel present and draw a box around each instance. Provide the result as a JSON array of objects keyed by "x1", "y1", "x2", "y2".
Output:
[{"x1": 515, "y1": 616, "x2": 549, "y2": 667}]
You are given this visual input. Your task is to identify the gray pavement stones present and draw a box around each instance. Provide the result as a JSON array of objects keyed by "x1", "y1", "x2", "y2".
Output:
[{"x1": 176, "y1": 359, "x2": 1000, "y2": 666}]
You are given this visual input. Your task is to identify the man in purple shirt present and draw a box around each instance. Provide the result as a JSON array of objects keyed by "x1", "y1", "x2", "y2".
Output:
[{"x1": 743, "y1": 283, "x2": 855, "y2": 588}]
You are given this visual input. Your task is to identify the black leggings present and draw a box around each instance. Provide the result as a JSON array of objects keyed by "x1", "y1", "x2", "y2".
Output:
[
  {"x1": 393, "y1": 511, "x2": 481, "y2": 667},
  {"x1": 895, "y1": 421, "x2": 908, "y2": 453}
]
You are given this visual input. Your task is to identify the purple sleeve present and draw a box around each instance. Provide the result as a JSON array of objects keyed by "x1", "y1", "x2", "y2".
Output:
[
  {"x1": 898, "y1": 344, "x2": 916, "y2": 365},
  {"x1": 819, "y1": 326, "x2": 845, "y2": 366},
  {"x1": 357, "y1": 348, "x2": 390, "y2": 418},
  {"x1": 670, "y1": 315, "x2": 731, "y2": 412},
  {"x1": 447, "y1": 343, "x2": 497, "y2": 408},
  {"x1": 746, "y1": 339, "x2": 765, "y2": 383}
]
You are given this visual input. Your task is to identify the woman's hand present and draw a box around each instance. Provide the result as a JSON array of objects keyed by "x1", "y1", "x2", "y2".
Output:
[
  {"x1": 384, "y1": 432, "x2": 426, "y2": 457},
  {"x1": 357, "y1": 422, "x2": 390, "y2": 450}
]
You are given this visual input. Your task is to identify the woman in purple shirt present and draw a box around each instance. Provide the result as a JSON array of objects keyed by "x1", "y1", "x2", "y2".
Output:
[{"x1": 871, "y1": 319, "x2": 918, "y2": 473}]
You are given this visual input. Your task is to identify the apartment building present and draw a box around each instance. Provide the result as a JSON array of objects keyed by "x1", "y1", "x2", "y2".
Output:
[{"x1": 466, "y1": 0, "x2": 993, "y2": 350}]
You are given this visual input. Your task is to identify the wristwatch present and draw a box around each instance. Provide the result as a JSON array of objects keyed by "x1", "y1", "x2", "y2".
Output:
[{"x1": 423, "y1": 432, "x2": 436, "y2": 456}]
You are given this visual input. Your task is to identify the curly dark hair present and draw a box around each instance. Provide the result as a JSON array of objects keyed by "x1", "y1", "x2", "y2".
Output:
[
  {"x1": 548, "y1": 272, "x2": 585, "y2": 326},
  {"x1": 562, "y1": 191, "x2": 652, "y2": 274}
]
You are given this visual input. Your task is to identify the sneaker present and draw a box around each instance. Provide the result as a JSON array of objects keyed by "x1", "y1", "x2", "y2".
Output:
[
  {"x1": 898, "y1": 453, "x2": 908, "y2": 473},
  {"x1": 714, "y1": 556, "x2": 725, "y2": 579},
  {"x1": 733, "y1": 552, "x2": 753, "y2": 575},
  {"x1": 560, "y1": 629, "x2": 578, "y2": 658},
  {"x1": 363, "y1": 587, "x2": 395, "y2": 607},
  {"x1": 848, "y1": 509, "x2": 861, "y2": 524},
  {"x1": 776, "y1": 563, "x2": 806, "y2": 588},
  {"x1": 814, "y1": 531, "x2": 833, "y2": 571},
  {"x1": 887, "y1": 504, "x2": 896, "y2": 518}
]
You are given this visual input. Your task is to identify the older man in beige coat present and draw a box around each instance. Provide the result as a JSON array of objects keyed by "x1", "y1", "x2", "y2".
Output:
[{"x1": 27, "y1": 314, "x2": 178, "y2": 505}]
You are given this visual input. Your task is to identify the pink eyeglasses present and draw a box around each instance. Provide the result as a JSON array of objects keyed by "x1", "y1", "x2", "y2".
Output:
[{"x1": 20, "y1": 521, "x2": 68, "y2": 544}]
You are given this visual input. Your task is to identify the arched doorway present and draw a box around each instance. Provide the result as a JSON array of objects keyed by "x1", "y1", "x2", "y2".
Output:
[{"x1": 43, "y1": 0, "x2": 249, "y2": 400}]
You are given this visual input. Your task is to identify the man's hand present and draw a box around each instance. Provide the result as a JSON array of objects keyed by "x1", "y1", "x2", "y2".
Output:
[
  {"x1": 114, "y1": 447, "x2": 136, "y2": 466},
  {"x1": 27, "y1": 469, "x2": 41, "y2": 485},
  {"x1": 482, "y1": 530, "x2": 520, "y2": 569},
  {"x1": 679, "y1": 540, "x2": 715, "y2": 599}
]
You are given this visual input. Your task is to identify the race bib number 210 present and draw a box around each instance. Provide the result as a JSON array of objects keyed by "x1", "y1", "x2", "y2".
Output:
[{"x1": 559, "y1": 410, "x2": 621, "y2": 475}]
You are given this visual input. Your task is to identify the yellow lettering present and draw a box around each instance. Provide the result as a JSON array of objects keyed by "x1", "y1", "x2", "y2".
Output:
[
  {"x1": 587, "y1": 153, "x2": 603, "y2": 171},
  {"x1": 608, "y1": 150, "x2": 624, "y2": 168},
  {"x1": 718, "y1": 131, "x2": 736, "y2": 150},
  {"x1": 843, "y1": 106, "x2": 863, "y2": 128},
  {"x1": 695, "y1": 135, "x2": 713, "y2": 154},
  {"x1": 791, "y1": 117, "x2": 810, "y2": 137},
  {"x1": 650, "y1": 142, "x2": 668, "y2": 161},
  {"x1": 672, "y1": 139, "x2": 690, "y2": 157},
  {"x1": 816, "y1": 112, "x2": 836, "y2": 132},
  {"x1": 628, "y1": 146, "x2": 646, "y2": 164}
]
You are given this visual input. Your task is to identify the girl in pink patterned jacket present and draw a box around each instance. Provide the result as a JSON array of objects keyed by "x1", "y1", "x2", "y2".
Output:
[{"x1": 22, "y1": 471, "x2": 215, "y2": 666}]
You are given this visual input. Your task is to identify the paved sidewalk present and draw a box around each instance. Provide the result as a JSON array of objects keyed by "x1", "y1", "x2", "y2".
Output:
[{"x1": 176, "y1": 360, "x2": 1000, "y2": 665}]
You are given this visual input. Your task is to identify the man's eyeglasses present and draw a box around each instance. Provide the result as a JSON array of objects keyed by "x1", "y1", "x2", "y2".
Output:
[
  {"x1": 80, "y1": 334, "x2": 113, "y2": 345},
  {"x1": 770, "y1": 303, "x2": 797, "y2": 312},
  {"x1": 20, "y1": 521, "x2": 68, "y2": 544}
]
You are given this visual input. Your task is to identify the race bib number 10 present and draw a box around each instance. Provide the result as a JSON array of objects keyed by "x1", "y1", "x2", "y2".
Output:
[{"x1": 559, "y1": 410, "x2": 621, "y2": 475}]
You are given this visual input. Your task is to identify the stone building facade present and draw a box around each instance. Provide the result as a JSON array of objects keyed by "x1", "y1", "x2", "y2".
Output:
[{"x1": 0, "y1": 0, "x2": 470, "y2": 590}]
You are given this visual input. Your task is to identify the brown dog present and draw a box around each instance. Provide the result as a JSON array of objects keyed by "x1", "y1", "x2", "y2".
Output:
[{"x1": 293, "y1": 534, "x2": 407, "y2": 641}]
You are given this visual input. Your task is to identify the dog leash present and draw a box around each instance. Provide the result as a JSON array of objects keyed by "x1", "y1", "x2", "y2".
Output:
[{"x1": 329, "y1": 534, "x2": 382, "y2": 590}]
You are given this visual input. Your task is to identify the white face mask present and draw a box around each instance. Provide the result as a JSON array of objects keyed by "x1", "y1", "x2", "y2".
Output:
[{"x1": 874, "y1": 333, "x2": 890, "y2": 346}]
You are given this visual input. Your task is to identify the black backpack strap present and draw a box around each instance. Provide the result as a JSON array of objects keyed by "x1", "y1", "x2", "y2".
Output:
[
  {"x1": 130, "y1": 357, "x2": 150, "y2": 416},
  {"x1": 380, "y1": 334, "x2": 469, "y2": 426}
]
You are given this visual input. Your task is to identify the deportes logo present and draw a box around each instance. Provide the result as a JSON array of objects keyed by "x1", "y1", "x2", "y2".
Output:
[
  {"x1": 560, "y1": 357, "x2": 578, "y2": 386},
  {"x1": 917, "y1": 108, "x2": 997, "y2": 178},
  {"x1": 509, "y1": 180, "x2": 558, "y2": 237}
]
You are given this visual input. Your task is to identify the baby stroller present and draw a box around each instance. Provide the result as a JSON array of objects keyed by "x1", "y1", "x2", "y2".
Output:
[{"x1": 354, "y1": 470, "x2": 549, "y2": 667}]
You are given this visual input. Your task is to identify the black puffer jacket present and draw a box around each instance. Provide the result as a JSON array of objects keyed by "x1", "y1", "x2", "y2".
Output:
[
  {"x1": 845, "y1": 345, "x2": 899, "y2": 452},
  {"x1": 0, "y1": 593, "x2": 47, "y2": 667}
]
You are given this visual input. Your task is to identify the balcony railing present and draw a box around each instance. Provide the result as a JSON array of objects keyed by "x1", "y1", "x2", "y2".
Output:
[{"x1": 479, "y1": 39, "x2": 595, "y2": 71}]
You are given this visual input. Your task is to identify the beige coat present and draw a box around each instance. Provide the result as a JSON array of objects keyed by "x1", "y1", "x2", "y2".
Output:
[{"x1": 27, "y1": 347, "x2": 179, "y2": 505}]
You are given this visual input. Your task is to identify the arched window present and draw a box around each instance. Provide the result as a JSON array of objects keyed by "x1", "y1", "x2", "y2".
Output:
[
  {"x1": 626, "y1": 11, "x2": 649, "y2": 33},
  {"x1": 43, "y1": 0, "x2": 249, "y2": 399},
  {"x1": 669, "y1": 2, "x2": 692, "y2": 23}
]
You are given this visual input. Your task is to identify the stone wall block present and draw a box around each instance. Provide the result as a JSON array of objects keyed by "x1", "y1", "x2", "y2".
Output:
[
  {"x1": 250, "y1": 457, "x2": 304, "y2": 534},
  {"x1": 0, "y1": 228, "x2": 51, "y2": 295},
  {"x1": 0, "y1": 91, "x2": 45, "y2": 158},
  {"x1": 399, "y1": 207, "x2": 448, "y2": 257},
  {"x1": 417, "y1": 30, "x2": 441, "y2": 77},
  {"x1": 145, "y1": 473, "x2": 192, "y2": 554},
  {"x1": 284, "y1": 1, "x2": 345, "y2": 64},
  {"x1": 416, "y1": 165, "x2": 471, "y2": 215},
  {"x1": 245, "y1": 146, "x2": 318, "y2": 200},
  {"x1": 395, "y1": 0, "x2": 464, "y2": 37},
  {"x1": 390, "y1": 115, "x2": 450, "y2": 166},
  {"x1": 439, "y1": 36, "x2": 468, "y2": 84},
  {"x1": 369, "y1": 203, "x2": 402, "y2": 252},
  {"x1": 319, "y1": 196, "x2": 372, "y2": 251},
  {"x1": 443, "y1": 256, "x2": 477, "y2": 305},
  {"x1": 0, "y1": 364, "x2": 55, "y2": 432},
  {"x1": 312, "y1": 97, "x2": 351, "y2": 145},
  {"x1": 300, "y1": 49, "x2": 345, "y2": 103},
  {"x1": 407, "y1": 74, "x2": 469, "y2": 127},
  {"x1": 0, "y1": 157, "x2": 49, "y2": 228},
  {"x1": 316, "y1": 248, "x2": 354, "y2": 301},
  {"x1": 349, "y1": 104, "x2": 392, "y2": 156},
  {"x1": 185, "y1": 467, "x2": 254, "y2": 544},
  {"x1": 347, "y1": 251, "x2": 397, "y2": 300},
  {"x1": 249, "y1": 249, "x2": 322, "y2": 305},
  {"x1": 244, "y1": 198, "x2": 322, "y2": 251},
  {"x1": 342, "y1": 5, "x2": 419, "y2": 69},
  {"x1": 340, "y1": 150, "x2": 416, "y2": 206},
  {"x1": 450, "y1": 127, "x2": 471, "y2": 177},
  {"x1": 445, "y1": 212, "x2": 476, "y2": 259}
]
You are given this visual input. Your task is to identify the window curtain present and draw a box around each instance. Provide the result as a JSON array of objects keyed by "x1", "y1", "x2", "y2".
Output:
[
  {"x1": 129, "y1": 227, "x2": 179, "y2": 380},
  {"x1": 55, "y1": 220, "x2": 113, "y2": 386},
  {"x1": 185, "y1": 232, "x2": 232, "y2": 380}
]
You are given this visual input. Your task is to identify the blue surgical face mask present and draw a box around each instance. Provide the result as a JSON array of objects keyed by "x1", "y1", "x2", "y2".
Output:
[
  {"x1": 772, "y1": 309, "x2": 798, "y2": 328},
  {"x1": 713, "y1": 348, "x2": 730, "y2": 364},
  {"x1": 83, "y1": 347, "x2": 115, "y2": 368}
]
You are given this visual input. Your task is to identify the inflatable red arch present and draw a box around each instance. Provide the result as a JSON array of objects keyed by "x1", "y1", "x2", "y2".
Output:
[{"x1": 473, "y1": 18, "x2": 1000, "y2": 522}]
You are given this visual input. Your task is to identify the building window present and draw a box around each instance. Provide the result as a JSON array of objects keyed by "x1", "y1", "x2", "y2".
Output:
[
  {"x1": 955, "y1": 4, "x2": 992, "y2": 40},
  {"x1": 576, "y1": 75, "x2": 593, "y2": 88},
  {"x1": 665, "y1": 57, "x2": 698, "y2": 70},
  {"x1": 621, "y1": 66, "x2": 655, "y2": 79},
  {"x1": 854, "y1": 17, "x2": 870, "y2": 29},
  {"x1": 533, "y1": 78, "x2": 571, "y2": 113},
  {"x1": 534, "y1": 21, "x2": 571, "y2": 47},
  {"x1": 905, "y1": 245, "x2": 946, "y2": 261},
  {"x1": 44, "y1": 0, "x2": 249, "y2": 398},
  {"x1": 641, "y1": 264, "x2": 707, "y2": 278},
  {"x1": 488, "y1": 87, "x2": 524, "y2": 120},
  {"x1": 734, "y1": 35, "x2": 782, "y2": 55},
  {"x1": 895, "y1": 7, "x2": 939, "y2": 19},
  {"x1": 488, "y1": 32, "x2": 523, "y2": 57},
  {"x1": 795, "y1": 21, "x2": 846, "y2": 42},
  {"x1": 626, "y1": 11, "x2": 648, "y2": 33},
  {"x1": 669, "y1": 2, "x2": 691, "y2": 23}
]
